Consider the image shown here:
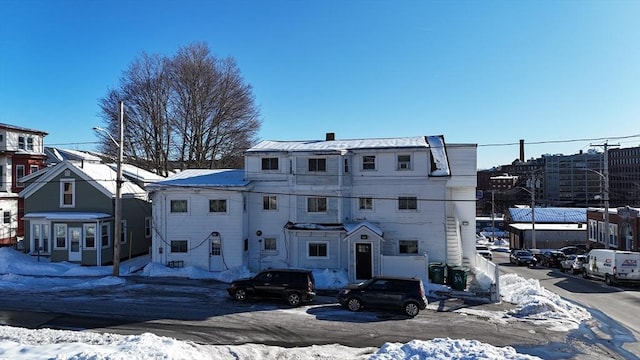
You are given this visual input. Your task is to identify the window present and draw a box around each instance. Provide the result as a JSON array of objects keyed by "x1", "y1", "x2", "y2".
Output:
[
  {"x1": 55, "y1": 224, "x2": 67, "y2": 248},
  {"x1": 264, "y1": 237, "x2": 277, "y2": 251},
  {"x1": 3, "y1": 211, "x2": 9, "y2": 224},
  {"x1": 399, "y1": 240, "x2": 418, "y2": 254},
  {"x1": 344, "y1": 158, "x2": 349, "y2": 173},
  {"x1": 30, "y1": 165, "x2": 38, "y2": 174},
  {"x1": 16, "y1": 165, "x2": 25, "y2": 187},
  {"x1": 398, "y1": 196, "x2": 417, "y2": 210},
  {"x1": 18, "y1": 136, "x2": 25, "y2": 150},
  {"x1": 26, "y1": 137, "x2": 34, "y2": 151},
  {"x1": 261, "y1": 157, "x2": 278, "y2": 170},
  {"x1": 588, "y1": 220, "x2": 597, "y2": 241},
  {"x1": 308, "y1": 242, "x2": 328, "y2": 257},
  {"x1": 84, "y1": 224, "x2": 96, "y2": 249},
  {"x1": 60, "y1": 179, "x2": 75, "y2": 207},
  {"x1": 120, "y1": 220, "x2": 127, "y2": 244},
  {"x1": 263, "y1": 195, "x2": 277, "y2": 210},
  {"x1": 170, "y1": 200, "x2": 188, "y2": 213},
  {"x1": 362, "y1": 156, "x2": 376, "y2": 170},
  {"x1": 209, "y1": 199, "x2": 227, "y2": 213},
  {"x1": 145, "y1": 217, "x2": 152, "y2": 238},
  {"x1": 307, "y1": 197, "x2": 327, "y2": 212},
  {"x1": 359, "y1": 197, "x2": 373, "y2": 210},
  {"x1": 397, "y1": 155, "x2": 411, "y2": 170},
  {"x1": 32, "y1": 223, "x2": 41, "y2": 252},
  {"x1": 211, "y1": 238, "x2": 221, "y2": 256},
  {"x1": 170, "y1": 240, "x2": 188, "y2": 253},
  {"x1": 308, "y1": 158, "x2": 326, "y2": 172},
  {"x1": 101, "y1": 224, "x2": 110, "y2": 247}
]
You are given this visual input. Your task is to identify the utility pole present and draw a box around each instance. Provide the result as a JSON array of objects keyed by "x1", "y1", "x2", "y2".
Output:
[
  {"x1": 591, "y1": 141, "x2": 618, "y2": 249},
  {"x1": 113, "y1": 102, "x2": 124, "y2": 276}
]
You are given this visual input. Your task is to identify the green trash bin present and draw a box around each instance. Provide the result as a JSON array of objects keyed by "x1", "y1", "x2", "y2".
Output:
[
  {"x1": 429, "y1": 262, "x2": 447, "y2": 284},
  {"x1": 447, "y1": 266, "x2": 468, "y2": 290}
]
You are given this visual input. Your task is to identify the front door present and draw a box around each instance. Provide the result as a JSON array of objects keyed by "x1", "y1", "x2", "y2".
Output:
[
  {"x1": 355, "y1": 242, "x2": 372, "y2": 280},
  {"x1": 209, "y1": 236, "x2": 223, "y2": 271},
  {"x1": 68, "y1": 227, "x2": 82, "y2": 262}
]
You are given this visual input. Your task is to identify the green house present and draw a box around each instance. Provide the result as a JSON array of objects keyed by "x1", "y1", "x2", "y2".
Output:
[{"x1": 19, "y1": 160, "x2": 154, "y2": 266}]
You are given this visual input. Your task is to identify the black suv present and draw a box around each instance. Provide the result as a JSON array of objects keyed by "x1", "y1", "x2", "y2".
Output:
[
  {"x1": 337, "y1": 276, "x2": 428, "y2": 317},
  {"x1": 227, "y1": 268, "x2": 316, "y2": 306}
]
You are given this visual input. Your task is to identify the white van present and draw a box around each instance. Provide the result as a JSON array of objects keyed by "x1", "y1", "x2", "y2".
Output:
[{"x1": 582, "y1": 249, "x2": 640, "y2": 286}]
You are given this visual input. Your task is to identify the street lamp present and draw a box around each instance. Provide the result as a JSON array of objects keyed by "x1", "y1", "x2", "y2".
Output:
[
  {"x1": 575, "y1": 166, "x2": 610, "y2": 249},
  {"x1": 93, "y1": 101, "x2": 124, "y2": 276}
]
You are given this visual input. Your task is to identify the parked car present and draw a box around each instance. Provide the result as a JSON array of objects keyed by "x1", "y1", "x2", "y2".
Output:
[
  {"x1": 510, "y1": 249, "x2": 536, "y2": 266},
  {"x1": 539, "y1": 251, "x2": 567, "y2": 268},
  {"x1": 337, "y1": 276, "x2": 428, "y2": 317},
  {"x1": 558, "y1": 246, "x2": 586, "y2": 256},
  {"x1": 227, "y1": 268, "x2": 316, "y2": 306},
  {"x1": 476, "y1": 245, "x2": 493, "y2": 261},
  {"x1": 570, "y1": 255, "x2": 587, "y2": 274},
  {"x1": 560, "y1": 254, "x2": 578, "y2": 272}
]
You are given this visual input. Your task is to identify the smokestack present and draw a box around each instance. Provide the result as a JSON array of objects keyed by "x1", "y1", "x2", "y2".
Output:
[
  {"x1": 519, "y1": 139, "x2": 525, "y2": 162},
  {"x1": 326, "y1": 132, "x2": 335, "y2": 141}
]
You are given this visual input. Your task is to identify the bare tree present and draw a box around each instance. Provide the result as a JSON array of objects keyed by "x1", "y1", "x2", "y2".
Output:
[{"x1": 98, "y1": 43, "x2": 260, "y2": 174}]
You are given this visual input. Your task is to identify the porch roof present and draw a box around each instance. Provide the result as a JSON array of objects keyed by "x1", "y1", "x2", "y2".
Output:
[{"x1": 23, "y1": 212, "x2": 112, "y2": 221}]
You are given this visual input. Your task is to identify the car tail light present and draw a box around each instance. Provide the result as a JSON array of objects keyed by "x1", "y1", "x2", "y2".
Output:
[{"x1": 419, "y1": 282, "x2": 425, "y2": 298}]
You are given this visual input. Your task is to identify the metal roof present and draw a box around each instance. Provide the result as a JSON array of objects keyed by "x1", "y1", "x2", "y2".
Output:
[{"x1": 509, "y1": 207, "x2": 586, "y2": 223}]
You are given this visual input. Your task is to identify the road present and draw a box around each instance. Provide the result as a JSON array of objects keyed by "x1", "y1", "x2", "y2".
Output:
[
  {"x1": 494, "y1": 251, "x2": 640, "y2": 359},
  {"x1": 0, "y1": 271, "x2": 633, "y2": 359}
]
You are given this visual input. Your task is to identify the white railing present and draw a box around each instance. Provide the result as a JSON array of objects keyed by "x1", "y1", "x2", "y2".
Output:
[{"x1": 473, "y1": 254, "x2": 500, "y2": 303}]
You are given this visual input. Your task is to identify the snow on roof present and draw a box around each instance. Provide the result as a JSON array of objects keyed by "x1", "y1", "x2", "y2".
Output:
[
  {"x1": 147, "y1": 169, "x2": 248, "y2": 188},
  {"x1": 23, "y1": 212, "x2": 112, "y2": 221},
  {"x1": 73, "y1": 162, "x2": 146, "y2": 196},
  {"x1": 509, "y1": 207, "x2": 586, "y2": 223},
  {"x1": 106, "y1": 163, "x2": 165, "y2": 183},
  {"x1": 509, "y1": 223, "x2": 586, "y2": 231},
  {"x1": 426, "y1": 135, "x2": 451, "y2": 176},
  {"x1": 45, "y1": 147, "x2": 102, "y2": 163},
  {"x1": 344, "y1": 221, "x2": 383, "y2": 236},
  {"x1": 247, "y1": 136, "x2": 430, "y2": 152}
]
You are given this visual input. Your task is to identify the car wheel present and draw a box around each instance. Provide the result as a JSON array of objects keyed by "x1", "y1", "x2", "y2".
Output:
[
  {"x1": 347, "y1": 298, "x2": 362, "y2": 312},
  {"x1": 403, "y1": 302, "x2": 420, "y2": 317},
  {"x1": 605, "y1": 274, "x2": 614, "y2": 286},
  {"x1": 234, "y1": 288, "x2": 247, "y2": 302},
  {"x1": 286, "y1": 292, "x2": 302, "y2": 306}
]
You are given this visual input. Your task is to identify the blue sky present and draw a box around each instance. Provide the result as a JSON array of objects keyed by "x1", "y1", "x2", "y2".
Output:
[{"x1": 1, "y1": 0, "x2": 638, "y2": 169}]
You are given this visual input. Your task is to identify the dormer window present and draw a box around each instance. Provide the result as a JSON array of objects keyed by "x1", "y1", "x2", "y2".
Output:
[
  {"x1": 397, "y1": 155, "x2": 411, "y2": 170},
  {"x1": 18, "y1": 136, "x2": 25, "y2": 150},
  {"x1": 362, "y1": 156, "x2": 376, "y2": 170},
  {"x1": 27, "y1": 137, "x2": 34, "y2": 151}
]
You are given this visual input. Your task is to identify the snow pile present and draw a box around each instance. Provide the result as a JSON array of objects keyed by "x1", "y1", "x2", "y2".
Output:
[
  {"x1": 370, "y1": 339, "x2": 540, "y2": 360},
  {"x1": 500, "y1": 273, "x2": 591, "y2": 330},
  {"x1": 0, "y1": 326, "x2": 544, "y2": 360}
]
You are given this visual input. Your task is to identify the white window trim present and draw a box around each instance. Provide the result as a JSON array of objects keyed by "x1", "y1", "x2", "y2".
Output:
[
  {"x1": 144, "y1": 217, "x2": 152, "y2": 238},
  {"x1": 397, "y1": 195, "x2": 418, "y2": 211},
  {"x1": 169, "y1": 239, "x2": 190, "y2": 254},
  {"x1": 262, "y1": 195, "x2": 278, "y2": 211},
  {"x1": 83, "y1": 223, "x2": 97, "y2": 249},
  {"x1": 362, "y1": 155, "x2": 376, "y2": 171},
  {"x1": 16, "y1": 164, "x2": 25, "y2": 188},
  {"x1": 263, "y1": 236, "x2": 278, "y2": 253},
  {"x1": 307, "y1": 196, "x2": 328, "y2": 213},
  {"x1": 60, "y1": 178, "x2": 75, "y2": 208},
  {"x1": 120, "y1": 219, "x2": 127, "y2": 244},
  {"x1": 208, "y1": 198, "x2": 229, "y2": 215},
  {"x1": 169, "y1": 199, "x2": 189, "y2": 214},
  {"x1": 399, "y1": 239, "x2": 419, "y2": 255},
  {"x1": 54, "y1": 223, "x2": 68, "y2": 249},
  {"x1": 308, "y1": 157, "x2": 327, "y2": 172},
  {"x1": 397, "y1": 154, "x2": 412, "y2": 170},
  {"x1": 101, "y1": 223, "x2": 111, "y2": 248},
  {"x1": 358, "y1": 196, "x2": 374, "y2": 211},
  {"x1": 261, "y1": 157, "x2": 279, "y2": 171},
  {"x1": 307, "y1": 241, "x2": 329, "y2": 259}
]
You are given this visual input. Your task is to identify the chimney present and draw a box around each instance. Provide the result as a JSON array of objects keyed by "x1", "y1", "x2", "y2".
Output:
[
  {"x1": 326, "y1": 132, "x2": 335, "y2": 141},
  {"x1": 519, "y1": 139, "x2": 525, "y2": 162}
]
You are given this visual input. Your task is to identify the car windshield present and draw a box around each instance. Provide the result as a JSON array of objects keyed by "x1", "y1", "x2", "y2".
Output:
[{"x1": 516, "y1": 251, "x2": 531, "y2": 256}]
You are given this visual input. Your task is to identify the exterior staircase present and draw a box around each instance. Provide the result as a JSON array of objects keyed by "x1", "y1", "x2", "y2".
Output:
[{"x1": 446, "y1": 217, "x2": 463, "y2": 266}]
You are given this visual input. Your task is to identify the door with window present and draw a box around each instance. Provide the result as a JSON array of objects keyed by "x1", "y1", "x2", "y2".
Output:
[
  {"x1": 209, "y1": 235, "x2": 223, "y2": 271},
  {"x1": 68, "y1": 227, "x2": 82, "y2": 261},
  {"x1": 355, "y1": 243, "x2": 372, "y2": 280}
]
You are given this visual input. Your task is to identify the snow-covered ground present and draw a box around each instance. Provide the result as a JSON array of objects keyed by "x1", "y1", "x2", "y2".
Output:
[{"x1": 0, "y1": 248, "x2": 592, "y2": 359}]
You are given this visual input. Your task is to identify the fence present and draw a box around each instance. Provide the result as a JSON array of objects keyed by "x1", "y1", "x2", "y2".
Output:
[{"x1": 474, "y1": 254, "x2": 500, "y2": 302}]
